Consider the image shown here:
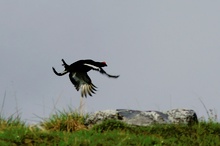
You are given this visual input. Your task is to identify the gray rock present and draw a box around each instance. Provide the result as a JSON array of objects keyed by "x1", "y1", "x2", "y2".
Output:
[
  {"x1": 85, "y1": 108, "x2": 198, "y2": 127},
  {"x1": 117, "y1": 109, "x2": 169, "y2": 126},
  {"x1": 166, "y1": 109, "x2": 198, "y2": 125},
  {"x1": 85, "y1": 110, "x2": 121, "y2": 127}
]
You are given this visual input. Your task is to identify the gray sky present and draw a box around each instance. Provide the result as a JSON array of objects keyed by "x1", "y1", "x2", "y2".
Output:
[{"x1": 1, "y1": 1, "x2": 220, "y2": 123}]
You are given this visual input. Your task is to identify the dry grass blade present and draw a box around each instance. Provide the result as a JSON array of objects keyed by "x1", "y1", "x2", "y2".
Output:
[{"x1": 0, "y1": 91, "x2": 6, "y2": 116}]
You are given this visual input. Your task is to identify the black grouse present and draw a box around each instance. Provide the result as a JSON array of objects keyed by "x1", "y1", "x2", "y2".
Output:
[{"x1": 52, "y1": 59, "x2": 119, "y2": 97}]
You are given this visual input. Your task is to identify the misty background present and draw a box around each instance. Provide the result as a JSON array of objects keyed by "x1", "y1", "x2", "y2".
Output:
[{"x1": 1, "y1": 1, "x2": 220, "y2": 123}]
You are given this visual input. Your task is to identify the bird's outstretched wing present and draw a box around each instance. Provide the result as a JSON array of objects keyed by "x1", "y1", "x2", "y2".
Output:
[
  {"x1": 69, "y1": 72, "x2": 97, "y2": 97},
  {"x1": 52, "y1": 59, "x2": 69, "y2": 76},
  {"x1": 99, "y1": 68, "x2": 120, "y2": 78},
  {"x1": 61, "y1": 59, "x2": 69, "y2": 70},
  {"x1": 52, "y1": 67, "x2": 68, "y2": 76},
  {"x1": 83, "y1": 63, "x2": 119, "y2": 78}
]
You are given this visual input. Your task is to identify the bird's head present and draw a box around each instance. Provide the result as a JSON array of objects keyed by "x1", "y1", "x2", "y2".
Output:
[{"x1": 101, "y1": 61, "x2": 107, "y2": 67}]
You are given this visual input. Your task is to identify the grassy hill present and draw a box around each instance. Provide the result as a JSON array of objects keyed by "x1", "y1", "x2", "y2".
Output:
[{"x1": 0, "y1": 109, "x2": 220, "y2": 146}]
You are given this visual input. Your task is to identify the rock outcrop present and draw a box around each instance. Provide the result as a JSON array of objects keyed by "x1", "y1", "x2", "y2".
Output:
[{"x1": 85, "y1": 109, "x2": 198, "y2": 127}]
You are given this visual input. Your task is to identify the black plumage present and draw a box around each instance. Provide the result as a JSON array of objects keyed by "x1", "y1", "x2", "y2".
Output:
[{"x1": 52, "y1": 59, "x2": 119, "y2": 97}]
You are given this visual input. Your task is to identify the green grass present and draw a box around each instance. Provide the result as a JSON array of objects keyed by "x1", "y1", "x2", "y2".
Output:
[{"x1": 0, "y1": 109, "x2": 220, "y2": 146}]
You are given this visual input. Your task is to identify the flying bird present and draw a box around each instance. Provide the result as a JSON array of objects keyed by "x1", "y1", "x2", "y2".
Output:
[{"x1": 52, "y1": 59, "x2": 119, "y2": 97}]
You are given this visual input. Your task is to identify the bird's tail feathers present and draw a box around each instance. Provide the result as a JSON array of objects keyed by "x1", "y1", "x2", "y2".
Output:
[{"x1": 81, "y1": 83, "x2": 97, "y2": 98}]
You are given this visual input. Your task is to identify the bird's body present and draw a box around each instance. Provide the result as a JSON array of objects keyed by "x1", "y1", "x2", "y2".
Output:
[{"x1": 52, "y1": 59, "x2": 119, "y2": 97}]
